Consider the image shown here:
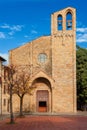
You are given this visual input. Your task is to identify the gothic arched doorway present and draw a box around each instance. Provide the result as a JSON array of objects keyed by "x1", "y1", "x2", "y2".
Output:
[{"x1": 32, "y1": 77, "x2": 52, "y2": 113}]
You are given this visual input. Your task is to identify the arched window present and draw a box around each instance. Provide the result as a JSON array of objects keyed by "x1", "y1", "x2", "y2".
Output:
[
  {"x1": 57, "y1": 15, "x2": 62, "y2": 30},
  {"x1": 66, "y1": 12, "x2": 72, "y2": 30}
]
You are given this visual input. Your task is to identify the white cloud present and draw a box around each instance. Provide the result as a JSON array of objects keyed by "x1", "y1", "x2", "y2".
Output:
[
  {"x1": 24, "y1": 35, "x2": 29, "y2": 38},
  {"x1": 0, "y1": 32, "x2": 5, "y2": 39},
  {"x1": 77, "y1": 28, "x2": 87, "y2": 33},
  {"x1": 0, "y1": 24, "x2": 10, "y2": 29},
  {"x1": 0, "y1": 24, "x2": 24, "y2": 37},
  {"x1": 77, "y1": 33, "x2": 87, "y2": 43},
  {"x1": 8, "y1": 31, "x2": 14, "y2": 36},
  {"x1": 0, "y1": 24, "x2": 24, "y2": 31},
  {"x1": 24, "y1": 29, "x2": 38, "y2": 41},
  {"x1": 76, "y1": 27, "x2": 87, "y2": 43},
  {"x1": 31, "y1": 30, "x2": 38, "y2": 34},
  {"x1": 10, "y1": 25, "x2": 24, "y2": 31},
  {"x1": 0, "y1": 53, "x2": 8, "y2": 64}
]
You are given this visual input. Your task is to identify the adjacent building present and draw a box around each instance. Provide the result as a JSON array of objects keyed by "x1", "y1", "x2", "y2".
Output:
[{"x1": 0, "y1": 56, "x2": 8, "y2": 115}]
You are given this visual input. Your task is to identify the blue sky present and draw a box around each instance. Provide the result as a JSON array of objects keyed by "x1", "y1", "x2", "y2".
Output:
[{"x1": 0, "y1": 0, "x2": 87, "y2": 62}]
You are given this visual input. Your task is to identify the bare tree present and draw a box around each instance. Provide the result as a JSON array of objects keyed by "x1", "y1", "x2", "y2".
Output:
[
  {"x1": 6, "y1": 64, "x2": 36, "y2": 120},
  {"x1": 12, "y1": 65, "x2": 35, "y2": 117},
  {"x1": 6, "y1": 65, "x2": 16, "y2": 124}
]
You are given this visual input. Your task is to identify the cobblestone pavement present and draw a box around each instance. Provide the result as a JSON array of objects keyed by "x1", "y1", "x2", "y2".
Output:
[{"x1": 0, "y1": 115, "x2": 87, "y2": 130}]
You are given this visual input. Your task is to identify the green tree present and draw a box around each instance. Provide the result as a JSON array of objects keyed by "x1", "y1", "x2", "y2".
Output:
[{"x1": 76, "y1": 46, "x2": 87, "y2": 110}]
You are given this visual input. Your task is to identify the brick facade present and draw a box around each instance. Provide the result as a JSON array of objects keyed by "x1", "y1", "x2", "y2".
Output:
[{"x1": 2, "y1": 7, "x2": 77, "y2": 114}]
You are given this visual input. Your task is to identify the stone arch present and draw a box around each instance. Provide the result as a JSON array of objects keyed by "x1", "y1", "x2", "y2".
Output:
[
  {"x1": 32, "y1": 77, "x2": 52, "y2": 90},
  {"x1": 57, "y1": 14, "x2": 63, "y2": 31},
  {"x1": 66, "y1": 10, "x2": 73, "y2": 30},
  {"x1": 31, "y1": 77, "x2": 52, "y2": 112}
]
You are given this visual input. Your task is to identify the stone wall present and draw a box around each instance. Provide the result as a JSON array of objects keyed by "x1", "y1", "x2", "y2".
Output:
[
  {"x1": 7, "y1": 7, "x2": 77, "y2": 113},
  {"x1": 9, "y1": 36, "x2": 52, "y2": 76},
  {"x1": 51, "y1": 7, "x2": 76, "y2": 112}
]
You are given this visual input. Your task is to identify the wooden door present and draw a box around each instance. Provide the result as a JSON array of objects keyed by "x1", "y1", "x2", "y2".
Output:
[{"x1": 36, "y1": 90, "x2": 49, "y2": 112}]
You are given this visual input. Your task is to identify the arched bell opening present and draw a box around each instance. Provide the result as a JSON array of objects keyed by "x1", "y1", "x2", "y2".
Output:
[
  {"x1": 57, "y1": 14, "x2": 63, "y2": 31},
  {"x1": 66, "y1": 12, "x2": 72, "y2": 30}
]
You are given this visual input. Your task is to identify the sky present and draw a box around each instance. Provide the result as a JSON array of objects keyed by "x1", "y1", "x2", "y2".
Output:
[{"x1": 0, "y1": 0, "x2": 87, "y2": 63}]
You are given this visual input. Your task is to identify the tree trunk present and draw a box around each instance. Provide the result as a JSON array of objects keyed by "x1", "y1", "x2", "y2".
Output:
[
  {"x1": 10, "y1": 85, "x2": 14, "y2": 124},
  {"x1": 20, "y1": 96, "x2": 23, "y2": 117}
]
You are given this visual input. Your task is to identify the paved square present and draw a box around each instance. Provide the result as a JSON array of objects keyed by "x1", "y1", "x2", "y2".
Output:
[{"x1": 0, "y1": 115, "x2": 87, "y2": 130}]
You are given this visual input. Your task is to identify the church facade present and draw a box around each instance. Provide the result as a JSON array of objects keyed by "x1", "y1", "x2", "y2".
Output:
[{"x1": 8, "y1": 7, "x2": 77, "y2": 113}]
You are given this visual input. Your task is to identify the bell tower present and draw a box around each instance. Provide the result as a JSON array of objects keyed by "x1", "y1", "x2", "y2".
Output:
[{"x1": 51, "y1": 7, "x2": 76, "y2": 112}]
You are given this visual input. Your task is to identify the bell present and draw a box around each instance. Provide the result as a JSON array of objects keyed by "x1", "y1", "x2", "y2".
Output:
[
  {"x1": 58, "y1": 20, "x2": 62, "y2": 26},
  {"x1": 67, "y1": 21, "x2": 72, "y2": 28}
]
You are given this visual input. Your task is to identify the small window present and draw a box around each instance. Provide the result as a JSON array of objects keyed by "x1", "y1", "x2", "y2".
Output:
[
  {"x1": 58, "y1": 15, "x2": 63, "y2": 30},
  {"x1": 38, "y1": 53, "x2": 47, "y2": 63},
  {"x1": 66, "y1": 12, "x2": 72, "y2": 30}
]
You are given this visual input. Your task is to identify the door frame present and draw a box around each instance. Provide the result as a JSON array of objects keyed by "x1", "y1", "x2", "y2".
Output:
[{"x1": 36, "y1": 90, "x2": 49, "y2": 112}]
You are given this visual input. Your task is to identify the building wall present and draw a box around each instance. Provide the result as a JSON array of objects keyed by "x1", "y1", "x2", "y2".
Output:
[
  {"x1": 2, "y1": 66, "x2": 10, "y2": 114},
  {"x1": 10, "y1": 36, "x2": 52, "y2": 76},
  {"x1": 51, "y1": 7, "x2": 76, "y2": 112},
  {"x1": 0, "y1": 60, "x2": 10, "y2": 115},
  {"x1": 5, "y1": 7, "x2": 76, "y2": 114}
]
